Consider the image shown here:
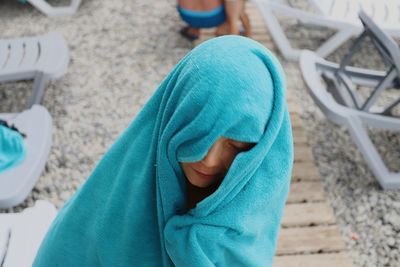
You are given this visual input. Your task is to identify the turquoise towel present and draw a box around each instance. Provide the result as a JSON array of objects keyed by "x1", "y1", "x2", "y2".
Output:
[
  {"x1": 0, "y1": 124, "x2": 26, "y2": 173},
  {"x1": 34, "y1": 36, "x2": 293, "y2": 267}
]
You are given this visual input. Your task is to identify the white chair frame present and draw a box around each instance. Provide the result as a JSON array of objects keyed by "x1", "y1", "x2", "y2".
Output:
[{"x1": 252, "y1": 0, "x2": 400, "y2": 61}]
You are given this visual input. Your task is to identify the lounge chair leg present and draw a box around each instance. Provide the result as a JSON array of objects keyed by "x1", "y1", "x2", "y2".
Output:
[
  {"x1": 346, "y1": 116, "x2": 399, "y2": 189},
  {"x1": 361, "y1": 67, "x2": 398, "y2": 111},
  {"x1": 28, "y1": 73, "x2": 49, "y2": 108},
  {"x1": 316, "y1": 28, "x2": 356, "y2": 58},
  {"x1": 332, "y1": 71, "x2": 362, "y2": 108}
]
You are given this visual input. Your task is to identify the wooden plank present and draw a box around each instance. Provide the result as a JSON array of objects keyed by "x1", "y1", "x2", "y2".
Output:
[
  {"x1": 196, "y1": 33, "x2": 269, "y2": 45},
  {"x1": 250, "y1": 23, "x2": 268, "y2": 30},
  {"x1": 290, "y1": 114, "x2": 303, "y2": 130},
  {"x1": 294, "y1": 144, "x2": 314, "y2": 163},
  {"x1": 246, "y1": 27, "x2": 268, "y2": 34},
  {"x1": 287, "y1": 181, "x2": 325, "y2": 203},
  {"x1": 195, "y1": 34, "x2": 273, "y2": 50},
  {"x1": 273, "y1": 253, "x2": 354, "y2": 267},
  {"x1": 250, "y1": 35, "x2": 272, "y2": 45},
  {"x1": 292, "y1": 161, "x2": 320, "y2": 181},
  {"x1": 195, "y1": 34, "x2": 273, "y2": 48},
  {"x1": 248, "y1": 18, "x2": 266, "y2": 27},
  {"x1": 286, "y1": 93, "x2": 296, "y2": 103},
  {"x1": 286, "y1": 97, "x2": 297, "y2": 106},
  {"x1": 193, "y1": 38, "x2": 208, "y2": 46},
  {"x1": 281, "y1": 202, "x2": 336, "y2": 227},
  {"x1": 247, "y1": 17, "x2": 267, "y2": 25},
  {"x1": 293, "y1": 129, "x2": 308, "y2": 145},
  {"x1": 288, "y1": 108, "x2": 301, "y2": 117},
  {"x1": 246, "y1": 6, "x2": 261, "y2": 14},
  {"x1": 276, "y1": 225, "x2": 345, "y2": 255},
  {"x1": 199, "y1": 26, "x2": 267, "y2": 35}
]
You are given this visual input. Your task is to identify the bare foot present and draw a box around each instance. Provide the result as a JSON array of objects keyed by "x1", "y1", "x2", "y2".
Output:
[{"x1": 187, "y1": 27, "x2": 200, "y2": 37}]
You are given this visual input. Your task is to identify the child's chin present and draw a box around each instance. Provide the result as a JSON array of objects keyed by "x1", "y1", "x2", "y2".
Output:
[{"x1": 188, "y1": 178, "x2": 211, "y2": 188}]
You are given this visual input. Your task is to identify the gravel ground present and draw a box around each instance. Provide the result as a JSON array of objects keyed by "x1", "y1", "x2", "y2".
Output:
[{"x1": 1, "y1": 0, "x2": 400, "y2": 266}]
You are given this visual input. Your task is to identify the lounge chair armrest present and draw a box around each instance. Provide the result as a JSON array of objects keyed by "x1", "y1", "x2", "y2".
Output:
[{"x1": 254, "y1": 0, "x2": 357, "y2": 30}]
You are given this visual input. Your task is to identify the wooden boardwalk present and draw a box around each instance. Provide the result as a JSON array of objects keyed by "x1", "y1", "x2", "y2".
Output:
[{"x1": 194, "y1": 3, "x2": 355, "y2": 267}]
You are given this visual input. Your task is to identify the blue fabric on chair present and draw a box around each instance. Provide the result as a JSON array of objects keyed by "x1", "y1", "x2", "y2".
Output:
[
  {"x1": 33, "y1": 36, "x2": 293, "y2": 267},
  {"x1": 0, "y1": 125, "x2": 26, "y2": 173}
]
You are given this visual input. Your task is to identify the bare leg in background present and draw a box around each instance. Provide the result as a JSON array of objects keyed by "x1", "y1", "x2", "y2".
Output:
[{"x1": 215, "y1": 0, "x2": 251, "y2": 37}]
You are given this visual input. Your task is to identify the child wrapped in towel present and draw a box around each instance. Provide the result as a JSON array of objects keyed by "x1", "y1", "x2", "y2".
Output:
[{"x1": 33, "y1": 35, "x2": 293, "y2": 267}]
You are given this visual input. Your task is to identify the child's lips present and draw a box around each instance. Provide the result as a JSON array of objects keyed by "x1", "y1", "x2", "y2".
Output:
[{"x1": 192, "y1": 168, "x2": 217, "y2": 178}]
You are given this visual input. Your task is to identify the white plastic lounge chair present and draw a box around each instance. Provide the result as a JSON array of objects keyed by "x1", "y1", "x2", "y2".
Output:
[
  {"x1": 0, "y1": 200, "x2": 57, "y2": 267},
  {"x1": 0, "y1": 32, "x2": 69, "y2": 108},
  {"x1": 300, "y1": 11, "x2": 400, "y2": 189},
  {"x1": 299, "y1": 8, "x2": 400, "y2": 191},
  {"x1": 19, "y1": 0, "x2": 81, "y2": 17},
  {"x1": 252, "y1": 0, "x2": 400, "y2": 61},
  {"x1": 0, "y1": 105, "x2": 52, "y2": 208},
  {"x1": 300, "y1": 51, "x2": 400, "y2": 189}
]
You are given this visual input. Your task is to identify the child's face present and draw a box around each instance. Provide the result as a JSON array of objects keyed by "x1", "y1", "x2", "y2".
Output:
[{"x1": 180, "y1": 137, "x2": 254, "y2": 188}]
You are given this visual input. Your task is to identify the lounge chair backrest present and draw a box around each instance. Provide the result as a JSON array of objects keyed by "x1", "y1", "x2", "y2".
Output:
[
  {"x1": 310, "y1": 0, "x2": 399, "y2": 27},
  {"x1": 308, "y1": 0, "x2": 335, "y2": 16},
  {"x1": 332, "y1": 11, "x2": 400, "y2": 115},
  {"x1": 0, "y1": 32, "x2": 68, "y2": 78},
  {"x1": 0, "y1": 32, "x2": 69, "y2": 108},
  {"x1": 359, "y1": 10, "x2": 400, "y2": 76}
]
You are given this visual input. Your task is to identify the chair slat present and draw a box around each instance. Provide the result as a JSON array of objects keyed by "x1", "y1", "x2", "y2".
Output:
[
  {"x1": 308, "y1": 0, "x2": 334, "y2": 16},
  {"x1": 330, "y1": 0, "x2": 348, "y2": 20},
  {"x1": 5, "y1": 40, "x2": 24, "y2": 70},
  {"x1": 323, "y1": 0, "x2": 396, "y2": 26},
  {"x1": 19, "y1": 38, "x2": 40, "y2": 69},
  {"x1": 0, "y1": 41, "x2": 10, "y2": 70},
  {"x1": 361, "y1": 0, "x2": 374, "y2": 19},
  {"x1": 345, "y1": 0, "x2": 359, "y2": 21},
  {"x1": 385, "y1": 0, "x2": 399, "y2": 26},
  {"x1": 372, "y1": 1, "x2": 387, "y2": 23}
]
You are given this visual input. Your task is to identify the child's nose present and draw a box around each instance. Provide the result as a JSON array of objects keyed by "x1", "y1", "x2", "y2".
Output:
[{"x1": 201, "y1": 143, "x2": 220, "y2": 168}]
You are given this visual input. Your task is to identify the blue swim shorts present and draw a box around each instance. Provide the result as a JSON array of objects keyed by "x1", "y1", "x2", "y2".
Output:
[{"x1": 177, "y1": 5, "x2": 226, "y2": 28}]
